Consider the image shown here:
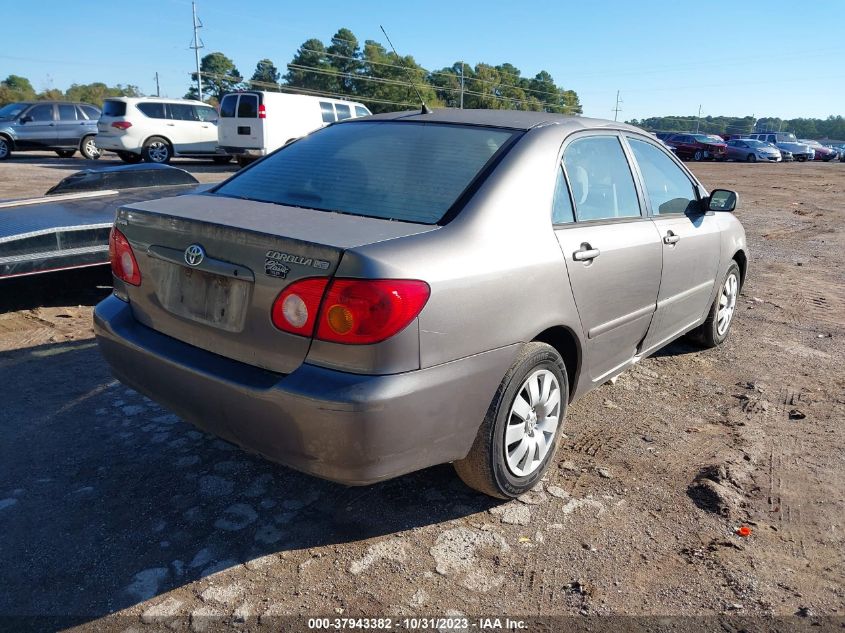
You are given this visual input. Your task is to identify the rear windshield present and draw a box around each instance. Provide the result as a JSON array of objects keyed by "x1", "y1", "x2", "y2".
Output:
[
  {"x1": 213, "y1": 121, "x2": 517, "y2": 224},
  {"x1": 102, "y1": 100, "x2": 127, "y2": 117}
]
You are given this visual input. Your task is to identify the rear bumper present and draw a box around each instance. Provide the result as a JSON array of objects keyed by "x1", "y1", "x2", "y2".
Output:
[
  {"x1": 218, "y1": 146, "x2": 266, "y2": 157},
  {"x1": 93, "y1": 295, "x2": 517, "y2": 485},
  {"x1": 96, "y1": 134, "x2": 139, "y2": 152}
]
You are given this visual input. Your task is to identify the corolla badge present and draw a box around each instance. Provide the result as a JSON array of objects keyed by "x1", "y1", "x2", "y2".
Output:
[{"x1": 184, "y1": 244, "x2": 205, "y2": 266}]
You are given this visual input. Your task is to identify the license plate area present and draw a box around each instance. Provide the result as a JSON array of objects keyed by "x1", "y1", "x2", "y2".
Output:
[{"x1": 155, "y1": 262, "x2": 251, "y2": 333}]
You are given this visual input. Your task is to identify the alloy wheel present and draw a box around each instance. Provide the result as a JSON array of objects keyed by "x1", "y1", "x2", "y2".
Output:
[
  {"x1": 504, "y1": 369, "x2": 562, "y2": 477},
  {"x1": 717, "y1": 272, "x2": 738, "y2": 336}
]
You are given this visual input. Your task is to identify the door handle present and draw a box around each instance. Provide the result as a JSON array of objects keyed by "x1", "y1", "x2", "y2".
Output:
[
  {"x1": 573, "y1": 243, "x2": 601, "y2": 262},
  {"x1": 166, "y1": 123, "x2": 175, "y2": 126},
  {"x1": 663, "y1": 231, "x2": 680, "y2": 245}
]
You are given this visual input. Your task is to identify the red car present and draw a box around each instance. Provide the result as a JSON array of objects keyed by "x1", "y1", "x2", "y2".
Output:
[{"x1": 665, "y1": 133, "x2": 727, "y2": 161}]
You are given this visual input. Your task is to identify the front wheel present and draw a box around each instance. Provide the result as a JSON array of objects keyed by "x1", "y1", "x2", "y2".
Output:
[
  {"x1": 691, "y1": 261, "x2": 741, "y2": 348},
  {"x1": 117, "y1": 151, "x2": 143, "y2": 164},
  {"x1": 0, "y1": 137, "x2": 9, "y2": 160},
  {"x1": 746, "y1": 153, "x2": 756, "y2": 163},
  {"x1": 453, "y1": 342, "x2": 568, "y2": 499},
  {"x1": 693, "y1": 150, "x2": 703, "y2": 161},
  {"x1": 142, "y1": 136, "x2": 172, "y2": 164},
  {"x1": 80, "y1": 135, "x2": 100, "y2": 160},
  {"x1": 56, "y1": 150, "x2": 76, "y2": 158}
]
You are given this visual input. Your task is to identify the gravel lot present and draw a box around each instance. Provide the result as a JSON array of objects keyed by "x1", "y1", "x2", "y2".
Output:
[{"x1": 0, "y1": 154, "x2": 843, "y2": 631}]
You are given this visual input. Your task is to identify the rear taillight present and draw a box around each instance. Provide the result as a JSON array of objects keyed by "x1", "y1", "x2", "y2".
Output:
[
  {"x1": 258, "y1": 104, "x2": 266, "y2": 119},
  {"x1": 108, "y1": 227, "x2": 141, "y2": 286},
  {"x1": 111, "y1": 121, "x2": 132, "y2": 130},
  {"x1": 271, "y1": 278, "x2": 330, "y2": 336},
  {"x1": 271, "y1": 278, "x2": 430, "y2": 345}
]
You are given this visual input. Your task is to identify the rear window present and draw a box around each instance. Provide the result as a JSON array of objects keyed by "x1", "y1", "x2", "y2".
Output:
[
  {"x1": 220, "y1": 95, "x2": 237, "y2": 118},
  {"x1": 168, "y1": 103, "x2": 199, "y2": 121},
  {"x1": 319, "y1": 102, "x2": 335, "y2": 123},
  {"x1": 79, "y1": 105, "x2": 100, "y2": 120},
  {"x1": 354, "y1": 106, "x2": 370, "y2": 118},
  {"x1": 335, "y1": 103, "x2": 352, "y2": 120},
  {"x1": 137, "y1": 102, "x2": 166, "y2": 119},
  {"x1": 102, "y1": 100, "x2": 127, "y2": 117},
  {"x1": 213, "y1": 121, "x2": 517, "y2": 224},
  {"x1": 237, "y1": 95, "x2": 258, "y2": 118}
]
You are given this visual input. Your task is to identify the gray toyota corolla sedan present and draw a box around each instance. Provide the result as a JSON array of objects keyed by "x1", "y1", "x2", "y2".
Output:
[{"x1": 94, "y1": 109, "x2": 747, "y2": 499}]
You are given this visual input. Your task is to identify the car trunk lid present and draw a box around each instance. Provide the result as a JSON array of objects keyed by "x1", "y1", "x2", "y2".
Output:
[{"x1": 115, "y1": 193, "x2": 436, "y2": 374}]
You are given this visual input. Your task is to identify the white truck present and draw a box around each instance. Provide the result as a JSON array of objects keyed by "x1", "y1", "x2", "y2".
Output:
[{"x1": 217, "y1": 91, "x2": 371, "y2": 165}]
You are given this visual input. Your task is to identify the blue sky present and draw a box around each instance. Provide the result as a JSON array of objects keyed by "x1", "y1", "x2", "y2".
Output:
[{"x1": 3, "y1": 0, "x2": 843, "y2": 121}]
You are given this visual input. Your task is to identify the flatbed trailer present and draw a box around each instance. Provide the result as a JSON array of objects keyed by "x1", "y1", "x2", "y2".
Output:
[{"x1": 0, "y1": 164, "x2": 207, "y2": 279}]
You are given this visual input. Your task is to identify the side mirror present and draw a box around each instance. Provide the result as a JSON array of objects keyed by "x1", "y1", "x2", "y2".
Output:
[
  {"x1": 708, "y1": 189, "x2": 738, "y2": 212},
  {"x1": 19, "y1": 116, "x2": 32, "y2": 124}
]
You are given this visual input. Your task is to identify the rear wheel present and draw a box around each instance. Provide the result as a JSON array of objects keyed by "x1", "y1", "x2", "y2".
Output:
[
  {"x1": 453, "y1": 342, "x2": 568, "y2": 499},
  {"x1": 746, "y1": 153, "x2": 756, "y2": 163},
  {"x1": 212, "y1": 155, "x2": 233, "y2": 164},
  {"x1": 117, "y1": 151, "x2": 143, "y2": 164},
  {"x1": 80, "y1": 135, "x2": 101, "y2": 160},
  {"x1": 797, "y1": 155, "x2": 807, "y2": 162},
  {"x1": 693, "y1": 150, "x2": 703, "y2": 161},
  {"x1": 691, "y1": 261, "x2": 741, "y2": 348},
  {"x1": 56, "y1": 150, "x2": 76, "y2": 158},
  {"x1": 0, "y1": 137, "x2": 9, "y2": 160},
  {"x1": 142, "y1": 136, "x2": 172, "y2": 164}
]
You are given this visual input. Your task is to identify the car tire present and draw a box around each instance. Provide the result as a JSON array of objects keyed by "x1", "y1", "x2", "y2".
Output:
[
  {"x1": 691, "y1": 261, "x2": 741, "y2": 349},
  {"x1": 212, "y1": 156, "x2": 233, "y2": 164},
  {"x1": 693, "y1": 150, "x2": 703, "y2": 161},
  {"x1": 797, "y1": 155, "x2": 807, "y2": 162},
  {"x1": 236, "y1": 155, "x2": 252, "y2": 168},
  {"x1": 55, "y1": 150, "x2": 76, "y2": 158},
  {"x1": 746, "y1": 153, "x2": 756, "y2": 163},
  {"x1": 117, "y1": 151, "x2": 143, "y2": 164},
  {"x1": 142, "y1": 137, "x2": 172, "y2": 164},
  {"x1": 0, "y1": 137, "x2": 12, "y2": 160},
  {"x1": 453, "y1": 342, "x2": 568, "y2": 499},
  {"x1": 80, "y1": 135, "x2": 101, "y2": 160}
]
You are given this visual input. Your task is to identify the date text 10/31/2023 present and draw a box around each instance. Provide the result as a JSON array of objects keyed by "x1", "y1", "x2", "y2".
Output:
[{"x1": 307, "y1": 617, "x2": 529, "y2": 630}]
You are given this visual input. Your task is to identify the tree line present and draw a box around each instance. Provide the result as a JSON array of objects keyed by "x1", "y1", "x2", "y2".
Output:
[
  {"x1": 0, "y1": 75, "x2": 140, "y2": 107},
  {"x1": 185, "y1": 27, "x2": 582, "y2": 115},
  {"x1": 629, "y1": 114, "x2": 845, "y2": 141}
]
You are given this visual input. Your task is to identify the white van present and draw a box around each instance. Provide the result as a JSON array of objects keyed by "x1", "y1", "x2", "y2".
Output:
[{"x1": 217, "y1": 91, "x2": 371, "y2": 165}]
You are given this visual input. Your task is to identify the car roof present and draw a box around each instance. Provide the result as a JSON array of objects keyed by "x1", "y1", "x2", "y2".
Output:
[
  {"x1": 106, "y1": 97, "x2": 209, "y2": 105},
  {"x1": 359, "y1": 108, "x2": 644, "y2": 133}
]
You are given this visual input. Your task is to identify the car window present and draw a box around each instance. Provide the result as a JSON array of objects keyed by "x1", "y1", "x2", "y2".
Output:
[
  {"x1": 628, "y1": 138, "x2": 698, "y2": 216},
  {"x1": 562, "y1": 136, "x2": 641, "y2": 222},
  {"x1": 335, "y1": 103, "x2": 352, "y2": 121},
  {"x1": 196, "y1": 106, "x2": 218, "y2": 122},
  {"x1": 214, "y1": 121, "x2": 516, "y2": 224},
  {"x1": 102, "y1": 100, "x2": 126, "y2": 117},
  {"x1": 319, "y1": 101, "x2": 336, "y2": 123},
  {"x1": 137, "y1": 102, "x2": 166, "y2": 119},
  {"x1": 168, "y1": 103, "x2": 199, "y2": 121},
  {"x1": 354, "y1": 106, "x2": 370, "y2": 118},
  {"x1": 58, "y1": 104, "x2": 78, "y2": 121},
  {"x1": 80, "y1": 105, "x2": 100, "y2": 120},
  {"x1": 220, "y1": 95, "x2": 237, "y2": 118},
  {"x1": 27, "y1": 104, "x2": 54, "y2": 122},
  {"x1": 551, "y1": 165, "x2": 575, "y2": 225},
  {"x1": 237, "y1": 95, "x2": 258, "y2": 118}
]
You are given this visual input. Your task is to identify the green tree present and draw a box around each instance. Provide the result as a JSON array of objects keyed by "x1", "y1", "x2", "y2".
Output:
[
  {"x1": 65, "y1": 82, "x2": 141, "y2": 106},
  {"x1": 284, "y1": 39, "x2": 337, "y2": 94},
  {"x1": 251, "y1": 58, "x2": 280, "y2": 89},
  {"x1": 327, "y1": 28, "x2": 361, "y2": 94},
  {"x1": 356, "y1": 40, "x2": 438, "y2": 113},
  {"x1": 0, "y1": 75, "x2": 37, "y2": 104},
  {"x1": 187, "y1": 52, "x2": 243, "y2": 102}
]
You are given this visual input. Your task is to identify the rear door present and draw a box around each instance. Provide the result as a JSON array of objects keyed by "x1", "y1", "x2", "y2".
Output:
[
  {"x1": 54, "y1": 103, "x2": 84, "y2": 148},
  {"x1": 16, "y1": 103, "x2": 57, "y2": 148},
  {"x1": 219, "y1": 93, "x2": 263, "y2": 150},
  {"x1": 553, "y1": 133, "x2": 662, "y2": 382},
  {"x1": 625, "y1": 135, "x2": 721, "y2": 352}
]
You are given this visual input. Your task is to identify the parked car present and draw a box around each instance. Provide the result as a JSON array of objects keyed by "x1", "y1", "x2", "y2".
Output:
[
  {"x1": 0, "y1": 101, "x2": 101, "y2": 160},
  {"x1": 725, "y1": 138, "x2": 782, "y2": 162},
  {"x1": 96, "y1": 97, "x2": 232, "y2": 164},
  {"x1": 664, "y1": 133, "x2": 727, "y2": 161},
  {"x1": 800, "y1": 139, "x2": 838, "y2": 161},
  {"x1": 94, "y1": 110, "x2": 747, "y2": 499},
  {"x1": 217, "y1": 91, "x2": 371, "y2": 166},
  {"x1": 748, "y1": 133, "x2": 814, "y2": 161}
]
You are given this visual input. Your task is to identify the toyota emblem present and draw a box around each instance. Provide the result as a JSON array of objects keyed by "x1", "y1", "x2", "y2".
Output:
[{"x1": 184, "y1": 244, "x2": 205, "y2": 266}]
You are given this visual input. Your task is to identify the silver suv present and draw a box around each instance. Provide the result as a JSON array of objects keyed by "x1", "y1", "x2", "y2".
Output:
[
  {"x1": 748, "y1": 132, "x2": 814, "y2": 161},
  {"x1": 0, "y1": 101, "x2": 101, "y2": 160}
]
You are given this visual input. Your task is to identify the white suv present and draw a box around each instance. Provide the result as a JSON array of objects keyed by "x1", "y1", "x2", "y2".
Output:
[{"x1": 96, "y1": 97, "x2": 231, "y2": 164}]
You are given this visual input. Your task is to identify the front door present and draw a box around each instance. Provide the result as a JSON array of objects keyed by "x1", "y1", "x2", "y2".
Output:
[
  {"x1": 15, "y1": 103, "x2": 56, "y2": 149},
  {"x1": 625, "y1": 136, "x2": 721, "y2": 352},
  {"x1": 552, "y1": 134, "x2": 662, "y2": 382}
]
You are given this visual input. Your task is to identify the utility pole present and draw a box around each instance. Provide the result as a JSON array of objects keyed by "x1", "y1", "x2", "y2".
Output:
[
  {"x1": 460, "y1": 62, "x2": 465, "y2": 109},
  {"x1": 190, "y1": 1, "x2": 204, "y2": 101},
  {"x1": 154, "y1": 72, "x2": 160, "y2": 97},
  {"x1": 612, "y1": 90, "x2": 622, "y2": 121},
  {"x1": 695, "y1": 104, "x2": 702, "y2": 133}
]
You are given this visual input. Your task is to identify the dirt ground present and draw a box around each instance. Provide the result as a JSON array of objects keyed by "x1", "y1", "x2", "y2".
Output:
[{"x1": 0, "y1": 153, "x2": 843, "y2": 631}]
